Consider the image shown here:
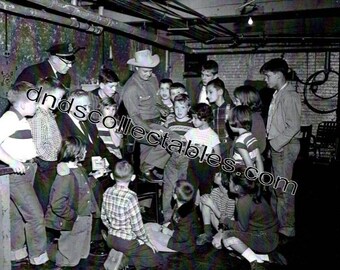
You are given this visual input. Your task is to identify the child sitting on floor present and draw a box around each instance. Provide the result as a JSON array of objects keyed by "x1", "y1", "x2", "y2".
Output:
[
  {"x1": 146, "y1": 179, "x2": 200, "y2": 254},
  {"x1": 196, "y1": 170, "x2": 236, "y2": 246},
  {"x1": 101, "y1": 160, "x2": 163, "y2": 270},
  {"x1": 212, "y1": 170, "x2": 287, "y2": 270}
]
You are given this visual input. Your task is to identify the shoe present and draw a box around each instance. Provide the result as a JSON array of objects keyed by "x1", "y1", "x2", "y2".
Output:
[
  {"x1": 196, "y1": 233, "x2": 213, "y2": 246},
  {"x1": 11, "y1": 257, "x2": 29, "y2": 267},
  {"x1": 250, "y1": 261, "x2": 266, "y2": 270},
  {"x1": 141, "y1": 170, "x2": 164, "y2": 184},
  {"x1": 90, "y1": 240, "x2": 109, "y2": 257},
  {"x1": 104, "y1": 249, "x2": 124, "y2": 270},
  {"x1": 268, "y1": 250, "x2": 288, "y2": 265}
]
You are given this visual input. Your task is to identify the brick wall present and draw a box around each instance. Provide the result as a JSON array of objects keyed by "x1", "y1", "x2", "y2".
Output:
[{"x1": 169, "y1": 51, "x2": 339, "y2": 137}]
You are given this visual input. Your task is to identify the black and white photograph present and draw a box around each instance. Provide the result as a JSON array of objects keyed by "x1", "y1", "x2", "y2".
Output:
[{"x1": 0, "y1": 1, "x2": 339, "y2": 269}]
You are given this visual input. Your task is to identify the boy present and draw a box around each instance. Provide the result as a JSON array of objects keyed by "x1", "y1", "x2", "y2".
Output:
[
  {"x1": 157, "y1": 78, "x2": 173, "y2": 126},
  {"x1": 196, "y1": 171, "x2": 235, "y2": 246},
  {"x1": 184, "y1": 103, "x2": 221, "y2": 197},
  {"x1": 29, "y1": 77, "x2": 66, "y2": 214},
  {"x1": 146, "y1": 180, "x2": 200, "y2": 254},
  {"x1": 89, "y1": 68, "x2": 120, "y2": 122},
  {"x1": 101, "y1": 160, "x2": 163, "y2": 270},
  {"x1": 206, "y1": 77, "x2": 234, "y2": 159},
  {"x1": 0, "y1": 81, "x2": 49, "y2": 266},
  {"x1": 164, "y1": 82, "x2": 187, "y2": 123},
  {"x1": 162, "y1": 93, "x2": 194, "y2": 222},
  {"x1": 158, "y1": 78, "x2": 173, "y2": 109},
  {"x1": 260, "y1": 58, "x2": 301, "y2": 242}
]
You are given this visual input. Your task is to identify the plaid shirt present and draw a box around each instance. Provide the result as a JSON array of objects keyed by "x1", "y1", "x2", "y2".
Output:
[
  {"x1": 101, "y1": 184, "x2": 148, "y2": 243},
  {"x1": 28, "y1": 106, "x2": 62, "y2": 161}
]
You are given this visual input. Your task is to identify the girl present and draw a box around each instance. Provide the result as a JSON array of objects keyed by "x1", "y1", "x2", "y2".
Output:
[
  {"x1": 145, "y1": 179, "x2": 200, "y2": 254},
  {"x1": 228, "y1": 105, "x2": 264, "y2": 174},
  {"x1": 233, "y1": 85, "x2": 266, "y2": 154},
  {"x1": 96, "y1": 97, "x2": 123, "y2": 159},
  {"x1": 212, "y1": 171, "x2": 287, "y2": 270},
  {"x1": 45, "y1": 136, "x2": 102, "y2": 268}
]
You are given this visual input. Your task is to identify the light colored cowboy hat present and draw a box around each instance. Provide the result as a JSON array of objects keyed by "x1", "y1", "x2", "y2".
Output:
[{"x1": 127, "y1": 49, "x2": 160, "y2": 68}]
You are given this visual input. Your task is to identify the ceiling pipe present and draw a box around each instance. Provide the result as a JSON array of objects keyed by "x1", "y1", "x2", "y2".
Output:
[
  {"x1": 191, "y1": 46, "x2": 340, "y2": 55},
  {"x1": 0, "y1": 0, "x2": 103, "y2": 34},
  {"x1": 25, "y1": 0, "x2": 192, "y2": 54}
]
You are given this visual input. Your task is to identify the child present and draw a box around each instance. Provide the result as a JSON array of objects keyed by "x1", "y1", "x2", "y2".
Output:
[
  {"x1": 184, "y1": 103, "x2": 221, "y2": 197},
  {"x1": 159, "y1": 78, "x2": 173, "y2": 109},
  {"x1": 206, "y1": 77, "x2": 234, "y2": 159},
  {"x1": 101, "y1": 160, "x2": 163, "y2": 270},
  {"x1": 167, "y1": 82, "x2": 187, "y2": 120},
  {"x1": 162, "y1": 93, "x2": 194, "y2": 222},
  {"x1": 233, "y1": 85, "x2": 267, "y2": 154},
  {"x1": 90, "y1": 67, "x2": 120, "y2": 122},
  {"x1": 29, "y1": 77, "x2": 66, "y2": 214},
  {"x1": 193, "y1": 60, "x2": 219, "y2": 105},
  {"x1": 45, "y1": 136, "x2": 101, "y2": 267},
  {"x1": 146, "y1": 180, "x2": 200, "y2": 254},
  {"x1": 0, "y1": 81, "x2": 49, "y2": 266},
  {"x1": 157, "y1": 78, "x2": 173, "y2": 125},
  {"x1": 228, "y1": 105, "x2": 264, "y2": 173},
  {"x1": 140, "y1": 83, "x2": 188, "y2": 181},
  {"x1": 212, "y1": 171, "x2": 287, "y2": 270},
  {"x1": 96, "y1": 97, "x2": 123, "y2": 159},
  {"x1": 196, "y1": 170, "x2": 235, "y2": 246}
]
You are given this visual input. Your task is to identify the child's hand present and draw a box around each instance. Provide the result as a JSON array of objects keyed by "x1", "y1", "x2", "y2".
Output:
[
  {"x1": 9, "y1": 160, "x2": 26, "y2": 174},
  {"x1": 212, "y1": 231, "x2": 223, "y2": 249},
  {"x1": 200, "y1": 194, "x2": 213, "y2": 207},
  {"x1": 161, "y1": 226, "x2": 173, "y2": 236},
  {"x1": 145, "y1": 240, "x2": 158, "y2": 253},
  {"x1": 162, "y1": 222, "x2": 170, "y2": 228}
]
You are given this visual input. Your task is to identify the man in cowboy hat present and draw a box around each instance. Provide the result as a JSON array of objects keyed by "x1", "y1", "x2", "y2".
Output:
[
  {"x1": 15, "y1": 42, "x2": 81, "y2": 89},
  {"x1": 121, "y1": 49, "x2": 165, "y2": 180}
]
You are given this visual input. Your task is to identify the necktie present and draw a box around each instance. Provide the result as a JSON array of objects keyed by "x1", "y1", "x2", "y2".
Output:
[{"x1": 80, "y1": 121, "x2": 93, "y2": 143}]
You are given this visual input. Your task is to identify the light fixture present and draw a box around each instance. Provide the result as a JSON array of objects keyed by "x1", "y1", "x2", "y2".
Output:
[{"x1": 248, "y1": 16, "x2": 254, "y2": 26}]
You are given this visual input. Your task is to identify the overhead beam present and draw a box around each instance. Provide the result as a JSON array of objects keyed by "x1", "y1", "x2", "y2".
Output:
[
  {"x1": 25, "y1": 0, "x2": 192, "y2": 54},
  {"x1": 0, "y1": 0, "x2": 103, "y2": 34}
]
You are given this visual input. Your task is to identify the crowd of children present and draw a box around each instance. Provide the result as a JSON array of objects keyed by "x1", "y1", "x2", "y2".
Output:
[{"x1": 0, "y1": 49, "x2": 295, "y2": 270}]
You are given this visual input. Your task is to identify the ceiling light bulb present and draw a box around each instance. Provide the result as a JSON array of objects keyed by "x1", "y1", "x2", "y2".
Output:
[{"x1": 248, "y1": 17, "x2": 254, "y2": 25}]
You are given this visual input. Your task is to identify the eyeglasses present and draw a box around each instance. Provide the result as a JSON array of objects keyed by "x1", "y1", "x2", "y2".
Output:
[{"x1": 58, "y1": 56, "x2": 74, "y2": 66}]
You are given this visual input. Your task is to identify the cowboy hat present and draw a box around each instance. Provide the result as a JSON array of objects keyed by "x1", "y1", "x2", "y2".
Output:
[{"x1": 127, "y1": 49, "x2": 160, "y2": 68}]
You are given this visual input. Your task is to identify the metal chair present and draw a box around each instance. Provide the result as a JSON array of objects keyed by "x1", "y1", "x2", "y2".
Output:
[
  {"x1": 311, "y1": 121, "x2": 337, "y2": 162},
  {"x1": 298, "y1": 124, "x2": 313, "y2": 160}
]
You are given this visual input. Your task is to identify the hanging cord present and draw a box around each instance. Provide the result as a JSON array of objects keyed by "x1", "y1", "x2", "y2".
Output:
[{"x1": 288, "y1": 52, "x2": 338, "y2": 114}]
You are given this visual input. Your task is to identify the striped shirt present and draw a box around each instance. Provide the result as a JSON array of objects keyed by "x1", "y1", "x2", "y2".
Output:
[
  {"x1": 232, "y1": 132, "x2": 259, "y2": 167},
  {"x1": 101, "y1": 185, "x2": 148, "y2": 244},
  {"x1": 210, "y1": 187, "x2": 235, "y2": 219},
  {"x1": 0, "y1": 107, "x2": 37, "y2": 162},
  {"x1": 96, "y1": 122, "x2": 122, "y2": 158},
  {"x1": 166, "y1": 118, "x2": 194, "y2": 136}
]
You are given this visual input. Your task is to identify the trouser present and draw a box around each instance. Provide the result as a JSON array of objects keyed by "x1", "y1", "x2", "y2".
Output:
[
  {"x1": 162, "y1": 155, "x2": 189, "y2": 222},
  {"x1": 106, "y1": 234, "x2": 164, "y2": 270},
  {"x1": 10, "y1": 162, "x2": 49, "y2": 264},
  {"x1": 33, "y1": 158, "x2": 58, "y2": 214},
  {"x1": 270, "y1": 140, "x2": 300, "y2": 237}
]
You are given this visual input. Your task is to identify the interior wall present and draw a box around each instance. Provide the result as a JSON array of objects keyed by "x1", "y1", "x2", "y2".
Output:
[
  {"x1": 170, "y1": 51, "x2": 339, "y2": 136},
  {"x1": 0, "y1": 12, "x2": 167, "y2": 97}
]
